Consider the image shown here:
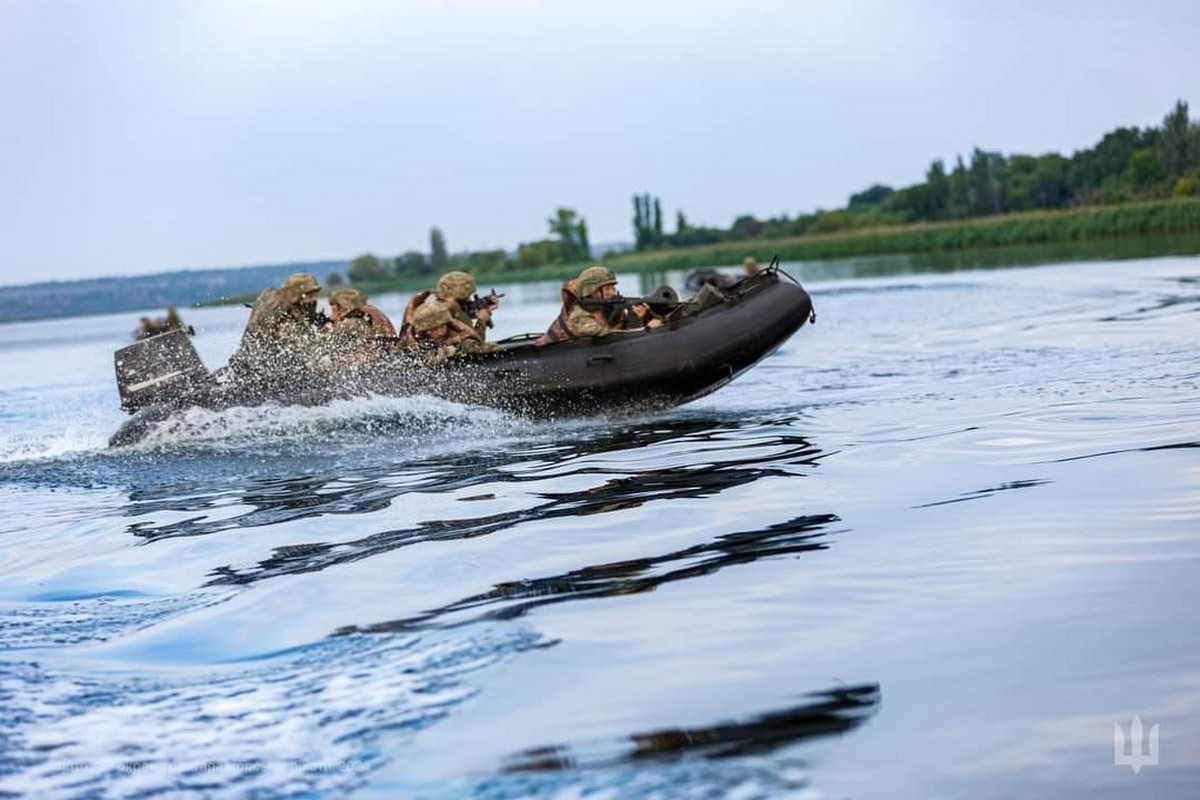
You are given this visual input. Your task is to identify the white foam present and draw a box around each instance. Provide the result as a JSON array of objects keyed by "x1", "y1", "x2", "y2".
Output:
[{"x1": 129, "y1": 393, "x2": 530, "y2": 450}]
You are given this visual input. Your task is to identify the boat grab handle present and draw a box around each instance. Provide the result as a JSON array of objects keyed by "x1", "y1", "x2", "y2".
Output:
[{"x1": 587, "y1": 354, "x2": 614, "y2": 366}]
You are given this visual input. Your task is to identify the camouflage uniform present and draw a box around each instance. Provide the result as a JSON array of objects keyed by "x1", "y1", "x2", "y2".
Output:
[
  {"x1": 329, "y1": 288, "x2": 396, "y2": 337},
  {"x1": 320, "y1": 288, "x2": 398, "y2": 368},
  {"x1": 539, "y1": 265, "x2": 637, "y2": 343},
  {"x1": 409, "y1": 301, "x2": 497, "y2": 365},
  {"x1": 228, "y1": 273, "x2": 324, "y2": 378},
  {"x1": 435, "y1": 271, "x2": 495, "y2": 340}
]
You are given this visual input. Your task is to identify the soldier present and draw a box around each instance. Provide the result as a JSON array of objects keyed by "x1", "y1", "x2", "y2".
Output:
[
  {"x1": 408, "y1": 302, "x2": 497, "y2": 365},
  {"x1": 537, "y1": 265, "x2": 661, "y2": 345},
  {"x1": 134, "y1": 316, "x2": 162, "y2": 339},
  {"x1": 321, "y1": 287, "x2": 398, "y2": 368},
  {"x1": 134, "y1": 306, "x2": 193, "y2": 339},
  {"x1": 164, "y1": 305, "x2": 195, "y2": 335},
  {"x1": 402, "y1": 270, "x2": 499, "y2": 343},
  {"x1": 329, "y1": 288, "x2": 396, "y2": 336},
  {"x1": 227, "y1": 272, "x2": 326, "y2": 377}
]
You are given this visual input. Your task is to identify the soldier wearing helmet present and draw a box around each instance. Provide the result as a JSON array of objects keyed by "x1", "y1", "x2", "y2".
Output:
[
  {"x1": 408, "y1": 300, "x2": 497, "y2": 365},
  {"x1": 537, "y1": 265, "x2": 661, "y2": 345},
  {"x1": 227, "y1": 272, "x2": 327, "y2": 379},
  {"x1": 321, "y1": 287, "x2": 398, "y2": 368},
  {"x1": 401, "y1": 269, "x2": 500, "y2": 349},
  {"x1": 329, "y1": 288, "x2": 396, "y2": 336}
]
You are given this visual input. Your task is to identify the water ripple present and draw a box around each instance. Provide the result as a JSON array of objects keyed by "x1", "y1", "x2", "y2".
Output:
[{"x1": 0, "y1": 625, "x2": 543, "y2": 798}]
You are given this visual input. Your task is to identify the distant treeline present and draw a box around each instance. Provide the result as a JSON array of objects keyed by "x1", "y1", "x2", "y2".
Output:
[
  {"x1": 338, "y1": 99, "x2": 1200, "y2": 286},
  {"x1": 626, "y1": 99, "x2": 1200, "y2": 250},
  {"x1": 4, "y1": 261, "x2": 346, "y2": 324},
  {"x1": 605, "y1": 197, "x2": 1200, "y2": 272},
  {"x1": 12, "y1": 101, "x2": 1199, "y2": 325}
]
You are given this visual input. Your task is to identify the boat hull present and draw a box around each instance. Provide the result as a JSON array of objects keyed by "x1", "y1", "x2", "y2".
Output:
[{"x1": 109, "y1": 271, "x2": 814, "y2": 445}]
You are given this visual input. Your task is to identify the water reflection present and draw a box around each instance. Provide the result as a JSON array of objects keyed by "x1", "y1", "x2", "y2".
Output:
[
  {"x1": 123, "y1": 415, "x2": 811, "y2": 541},
  {"x1": 1099, "y1": 284, "x2": 1200, "y2": 321},
  {"x1": 913, "y1": 478, "x2": 1050, "y2": 509},
  {"x1": 337, "y1": 512, "x2": 839, "y2": 633},
  {"x1": 503, "y1": 684, "x2": 880, "y2": 772},
  {"x1": 111, "y1": 415, "x2": 830, "y2": 593},
  {"x1": 202, "y1": 437, "x2": 826, "y2": 587}
]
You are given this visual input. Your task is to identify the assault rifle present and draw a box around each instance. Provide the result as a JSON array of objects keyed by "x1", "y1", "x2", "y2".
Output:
[
  {"x1": 577, "y1": 285, "x2": 681, "y2": 316},
  {"x1": 461, "y1": 289, "x2": 505, "y2": 328}
]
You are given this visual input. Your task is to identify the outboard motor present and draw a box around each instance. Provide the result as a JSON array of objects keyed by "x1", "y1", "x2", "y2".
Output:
[{"x1": 114, "y1": 329, "x2": 210, "y2": 412}]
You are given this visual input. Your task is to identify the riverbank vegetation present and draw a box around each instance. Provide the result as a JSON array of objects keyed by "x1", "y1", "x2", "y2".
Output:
[{"x1": 332, "y1": 100, "x2": 1200, "y2": 291}]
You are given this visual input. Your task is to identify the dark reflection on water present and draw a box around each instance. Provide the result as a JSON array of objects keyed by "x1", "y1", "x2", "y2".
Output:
[
  {"x1": 122, "y1": 416, "x2": 817, "y2": 543},
  {"x1": 913, "y1": 478, "x2": 1051, "y2": 509},
  {"x1": 1099, "y1": 287, "x2": 1200, "y2": 321},
  {"x1": 101, "y1": 416, "x2": 831, "y2": 594},
  {"x1": 1039, "y1": 438, "x2": 1199, "y2": 465},
  {"x1": 338, "y1": 513, "x2": 839, "y2": 634},
  {"x1": 204, "y1": 436, "x2": 825, "y2": 587},
  {"x1": 504, "y1": 684, "x2": 880, "y2": 772}
]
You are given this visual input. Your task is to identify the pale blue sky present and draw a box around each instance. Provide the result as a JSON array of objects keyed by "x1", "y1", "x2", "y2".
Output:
[{"x1": 1, "y1": 0, "x2": 1196, "y2": 283}]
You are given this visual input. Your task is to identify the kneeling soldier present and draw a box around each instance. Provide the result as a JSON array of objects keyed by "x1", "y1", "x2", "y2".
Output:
[{"x1": 409, "y1": 302, "x2": 497, "y2": 365}]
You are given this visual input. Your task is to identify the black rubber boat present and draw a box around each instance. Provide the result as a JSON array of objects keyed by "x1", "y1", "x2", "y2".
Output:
[{"x1": 109, "y1": 265, "x2": 815, "y2": 446}]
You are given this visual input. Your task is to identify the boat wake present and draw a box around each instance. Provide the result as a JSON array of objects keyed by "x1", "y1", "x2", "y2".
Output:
[{"x1": 127, "y1": 393, "x2": 528, "y2": 449}]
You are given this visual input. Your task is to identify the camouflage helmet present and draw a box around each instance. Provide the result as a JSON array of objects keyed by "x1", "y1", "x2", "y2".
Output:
[
  {"x1": 330, "y1": 287, "x2": 367, "y2": 312},
  {"x1": 576, "y1": 265, "x2": 617, "y2": 298},
  {"x1": 436, "y1": 271, "x2": 476, "y2": 301},
  {"x1": 280, "y1": 272, "x2": 321, "y2": 303},
  {"x1": 412, "y1": 302, "x2": 453, "y2": 333}
]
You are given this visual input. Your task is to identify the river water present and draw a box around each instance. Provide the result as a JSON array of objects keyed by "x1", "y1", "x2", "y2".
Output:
[{"x1": 1, "y1": 254, "x2": 1197, "y2": 799}]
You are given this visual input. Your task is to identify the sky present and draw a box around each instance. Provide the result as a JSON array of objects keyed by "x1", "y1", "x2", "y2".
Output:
[{"x1": 1, "y1": 0, "x2": 1197, "y2": 285}]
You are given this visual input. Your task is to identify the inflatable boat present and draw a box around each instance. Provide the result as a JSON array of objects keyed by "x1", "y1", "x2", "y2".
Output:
[{"x1": 109, "y1": 265, "x2": 815, "y2": 446}]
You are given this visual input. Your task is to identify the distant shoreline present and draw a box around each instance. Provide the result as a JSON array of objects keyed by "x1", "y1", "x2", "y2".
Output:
[
  {"x1": 237, "y1": 198, "x2": 1200, "y2": 305},
  {"x1": 7, "y1": 199, "x2": 1200, "y2": 322},
  {"x1": 603, "y1": 197, "x2": 1200, "y2": 273}
]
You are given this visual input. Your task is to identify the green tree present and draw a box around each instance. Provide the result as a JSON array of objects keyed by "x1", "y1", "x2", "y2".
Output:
[
  {"x1": 347, "y1": 253, "x2": 389, "y2": 282},
  {"x1": 676, "y1": 210, "x2": 688, "y2": 233},
  {"x1": 923, "y1": 160, "x2": 949, "y2": 219},
  {"x1": 577, "y1": 218, "x2": 590, "y2": 260},
  {"x1": 632, "y1": 193, "x2": 667, "y2": 250},
  {"x1": 729, "y1": 214, "x2": 764, "y2": 239},
  {"x1": 516, "y1": 239, "x2": 561, "y2": 268},
  {"x1": 430, "y1": 227, "x2": 449, "y2": 272},
  {"x1": 968, "y1": 148, "x2": 1004, "y2": 216},
  {"x1": 327, "y1": 272, "x2": 345, "y2": 287},
  {"x1": 1128, "y1": 147, "x2": 1166, "y2": 188},
  {"x1": 948, "y1": 156, "x2": 970, "y2": 218},
  {"x1": 548, "y1": 207, "x2": 590, "y2": 263},
  {"x1": 1030, "y1": 155, "x2": 1071, "y2": 209},
  {"x1": 394, "y1": 250, "x2": 430, "y2": 278},
  {"x1": 1158, "y1": 99, "x2": 1195, "y2": 179},
  {"x1": 633, "y1": 193, "x2": 653, "y2": 250},
  {"x1": 848, "y1": 183, "x2": 894, "y2": 210},
  {"x1": 452, "y1": 249, "x2": 507, "y2": 275},
  {"x1": 1069, "y1": 127, "x2": 1145, "y2": 200},
  {"x1": 1173, "y1": 177, "x2": 1200, "y2": 197}
]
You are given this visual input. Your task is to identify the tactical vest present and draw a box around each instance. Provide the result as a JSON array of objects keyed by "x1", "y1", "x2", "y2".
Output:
[
  {"x1": 359, "y1": 304, "x2": 397, "y2": 337},
  {"x1": 537, "y1": 308, "x2": 578, "y2": 346},
  {"x1": 537, "y1": 279, "x2": 584, "y2": 346}
]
